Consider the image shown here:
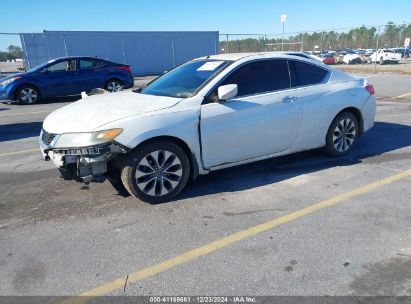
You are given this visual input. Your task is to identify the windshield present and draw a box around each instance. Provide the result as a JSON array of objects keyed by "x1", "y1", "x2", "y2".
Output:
[
  {"x1": 141, "y1": 59, "x2": 230, "y2": 98},
  {"x1": 26, "y1": 59, "x2": 57, "y2": 73}
]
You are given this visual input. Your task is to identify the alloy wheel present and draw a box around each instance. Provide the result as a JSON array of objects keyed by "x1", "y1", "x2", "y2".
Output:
[
  {"x1": 332, "y1": 118, "x2": 357, "y2": 153},
  {"x1": 106, "y1": 81, "x2": 122, "y2": 92},
  {"x1": 135, "y1": 150, "x2": 183, "y2": 197},
  {"x1": 19, "y1": 88, "x2": 38, "y2": 103}
]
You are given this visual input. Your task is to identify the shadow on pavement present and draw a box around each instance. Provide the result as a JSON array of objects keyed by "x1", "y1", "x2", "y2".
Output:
[
  {"x1": 0, "y1": 122, "x2": 43, "y2": 142},
  {"x1": 179, "y1": 121, "x2": 411, "y2": 200},
  {"x1": 1, "y1": 95, "x2": 81, "y2": 106}
]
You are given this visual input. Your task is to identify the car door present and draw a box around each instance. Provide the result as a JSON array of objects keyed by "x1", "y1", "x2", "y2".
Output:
[
  {"x1": 41, "y1": 59, "x2": 79, "y2": 96},
  {"x1": 77, "y1": 58, "x2": 105, "y2": 92},
  {"x1": 200, "y1": 59, "x2": 303, "y2": 168},
  {"x1": 287, "y1": 59, "x2": 331, "y2": 150}
]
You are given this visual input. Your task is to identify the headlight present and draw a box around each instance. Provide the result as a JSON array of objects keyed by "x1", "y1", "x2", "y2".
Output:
[
  {"x1": 53, "y1": 128, "x2": 123, "y2": 148},
  {"x1": 0, "y1": 77, "x2": 20, "y2": 86}
]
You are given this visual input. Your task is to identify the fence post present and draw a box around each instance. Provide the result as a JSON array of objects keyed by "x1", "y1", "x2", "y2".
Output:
[
  {"x1": 320, "y1": 31, "x2": 324, "y2": 54},
  {"x1": 121, "y1": 38, "x2": 126, "y2": 64},
  {"x1": 226, "y1": 34, "x2": 229, "y2": 53},
  {"x1": 301, "y1": 33, "x2": 304, "y2": 52},
  {"x1": 374, "y1": 25, "x2": 380, "y2": 73}
]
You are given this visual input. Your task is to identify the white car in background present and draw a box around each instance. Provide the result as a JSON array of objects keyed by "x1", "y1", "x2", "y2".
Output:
[
  {"x1": 343, "y1": 53, "x2": 363, "y2": 64},
  {"x1": 368, "y1": 49, "x2": 402, "y2": 64},
  {"x1": 39, "y1": 52, "x2": 376, "y2": 203},
  {"x1": 284, "y1": 52, "x2": 324, "y2": 63}
]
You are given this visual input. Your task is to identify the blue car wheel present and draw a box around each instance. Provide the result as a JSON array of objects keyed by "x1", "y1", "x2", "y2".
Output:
[
  {"x1": 16, "y1": 85, "x2": 40, "y2": 104},
  {"x1": 105, "y1": 79, "x2": 123, "y2": 92}
]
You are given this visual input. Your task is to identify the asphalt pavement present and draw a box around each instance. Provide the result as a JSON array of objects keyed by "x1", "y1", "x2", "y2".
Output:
[{"x1": 0, "y1": 73, "x2": 411, "y2": 299}]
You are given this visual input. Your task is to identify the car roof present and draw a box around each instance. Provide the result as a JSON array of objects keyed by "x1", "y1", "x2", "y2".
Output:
[
  {"x1": 198, "y1": 52, "x2": 320, "y2": 62},
  {"x1": 50, "y1": 56, "x2": 107, "y2": 62}
]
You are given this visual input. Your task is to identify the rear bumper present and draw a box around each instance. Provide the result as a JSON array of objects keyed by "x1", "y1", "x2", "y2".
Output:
[{"x1": 362, "y1": 95, "x2": 377, "y2": 133}]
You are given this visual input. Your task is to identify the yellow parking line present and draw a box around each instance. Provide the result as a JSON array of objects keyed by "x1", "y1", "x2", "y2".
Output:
[
  {"x1": 59, "y1": 168, "x2": 411, "y2": 304},
  {"x1": 393, "y1": 92, "x2": 411, "y2": 99},
  {"x1": 0, "y1": 110, "x2": 49, "y2": 117},
  {"x1": 0, "y1": 149, "x2": 39, "y2": 157}
]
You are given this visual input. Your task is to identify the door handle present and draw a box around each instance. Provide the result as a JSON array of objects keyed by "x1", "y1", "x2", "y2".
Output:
[{"x1": 283, "y1": 96, "x2": 298, "y2": 103}]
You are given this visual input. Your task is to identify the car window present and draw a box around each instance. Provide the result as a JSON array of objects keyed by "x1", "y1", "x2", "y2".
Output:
[
  {"x1": 46, "y1": 60, "x2": 77, "y2": 72},
  {"x1": 289, "y1": 60, "x2": 328, "y2": 87},
  {"x1": 219, "y1": 60, "x2": 290, "y2": 97},
  {"x1": 79, "y1": 59, "x2": 105, "y2": 69}
]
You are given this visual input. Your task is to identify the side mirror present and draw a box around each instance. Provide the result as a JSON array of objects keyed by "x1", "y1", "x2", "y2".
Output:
[
  {"x1": 40, "y1": 68, "x2": 48, "y2": 74},
  {"x1": 218, "y1": 84, "x2": 238, "y2": 101}
]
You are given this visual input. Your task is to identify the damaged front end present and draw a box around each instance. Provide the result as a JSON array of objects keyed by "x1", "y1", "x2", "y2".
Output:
[{"x1": 39, "y1": 128, "x2": 129, "y2": 183}]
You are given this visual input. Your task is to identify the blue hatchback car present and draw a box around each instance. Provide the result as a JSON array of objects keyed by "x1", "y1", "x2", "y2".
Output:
[{"x1": 0, "y1": 56, "x2": 134, "y2": 104}]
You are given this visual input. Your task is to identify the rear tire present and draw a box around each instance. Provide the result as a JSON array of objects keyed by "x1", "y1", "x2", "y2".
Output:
[
  {"x1": 105, "y1": 79, "x2": 123, "y2": 92},
  {"x1": 16, "y1": 85, "x2": 40, "y2": 104},
  {"x1": 324, "y1": 112, "x2": 359, "y2": 157},
  {"x1": 120, "y1": 141, "x2": 190, "y2": 204}
]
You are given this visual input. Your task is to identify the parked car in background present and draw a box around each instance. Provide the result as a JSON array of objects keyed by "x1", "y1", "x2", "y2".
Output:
[
  {"x1": 39, "y1": 52, "x2": 376, "y2": 203},
  {"x1": 355, "y1": 49, "x2": 366, "y2": 55},
  {"x1": 284, "y1": 52, "x2": 324, "y2": 63},
  {"x1": 322, "y1": 54, "x2": 336, "y2": 65},
  {"x1": 343, "y1": 53, "x2": 363, "y2": 64},
  {"x1": 368, "y1": 49, "x2": 402, "y2": 64},
  {"x1": 0, "y1": 56, "x2": 134, "y2": 104},
  {"x1": 365, "y1": 49, "x2": 375, "y2": 55},
  {"x1": 393, "y1": 47, "x2": 411, "y2": 58}
]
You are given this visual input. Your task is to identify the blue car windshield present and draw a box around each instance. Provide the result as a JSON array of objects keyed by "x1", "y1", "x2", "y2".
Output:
[
  {"x1": 26, "y1": 60, "x2": 56, "y2": 73},
  {"x1": 141, "y1": 60, "x2": 230, "y2": 98}
]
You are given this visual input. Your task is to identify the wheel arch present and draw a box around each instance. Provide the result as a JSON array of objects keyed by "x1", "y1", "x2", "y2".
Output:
[
  {"x1": 128, "y1": 135, "x2": 199, "y2": 180},
  {"x1": 13, "y1": 83, "x2": 42, "y2": 101},
  {"x1": 104, "y1": 77, "x2": 123, "y2": 86},
  {"x1": 334, "y1": 106, "x2": 364, "y2": 137}
]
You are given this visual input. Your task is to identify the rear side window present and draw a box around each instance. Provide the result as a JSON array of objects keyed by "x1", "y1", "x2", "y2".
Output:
[
  {"x1": 220, "y1": 60, "x2": 290, "y2": 97},
  {"x1": 289, "y1": 60, "x2": 328, "y2": 87},
  {"x1": 79, "y1": 59, "x2": 105, "y2": 69}
]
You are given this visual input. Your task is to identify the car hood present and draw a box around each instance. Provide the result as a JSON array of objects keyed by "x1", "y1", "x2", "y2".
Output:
[{"x1": 43, "y1": 91, "x2": 182, "y2": 134}]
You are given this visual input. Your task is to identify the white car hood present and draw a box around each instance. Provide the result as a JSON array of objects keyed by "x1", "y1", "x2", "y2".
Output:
[{"x1": 43, "y1": 91, "x2": 181, "y2": 134}]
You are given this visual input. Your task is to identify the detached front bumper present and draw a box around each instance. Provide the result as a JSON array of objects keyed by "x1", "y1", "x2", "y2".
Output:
[{"x1": 39, "y1": 131, "x2": 129, "y2": 183}]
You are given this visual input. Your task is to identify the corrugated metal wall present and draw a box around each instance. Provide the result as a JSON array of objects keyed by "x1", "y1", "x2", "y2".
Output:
[{"x1": 20, "y1": 31, "x2": 219, "y2": 75}]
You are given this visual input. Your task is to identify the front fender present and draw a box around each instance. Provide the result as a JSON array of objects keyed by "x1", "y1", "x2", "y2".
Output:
[{"x1": 96, "y1": 107, "x2": 207, "y2": 174}]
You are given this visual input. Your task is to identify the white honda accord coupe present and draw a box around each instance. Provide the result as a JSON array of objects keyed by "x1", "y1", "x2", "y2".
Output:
[{"x1": 39, "y1": 52, "x2": 376, "y2": 203}]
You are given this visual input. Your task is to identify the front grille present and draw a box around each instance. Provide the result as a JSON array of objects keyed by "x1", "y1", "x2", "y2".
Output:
[{"x1": 41, "y1": 129, "x2": 57, "y2": 146}]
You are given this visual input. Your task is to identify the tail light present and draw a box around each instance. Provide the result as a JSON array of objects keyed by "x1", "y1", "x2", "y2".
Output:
[
  {"x1": 365, "y1": 83, "x2": 375, "y2": 95},
  {"x1": 118, "y1": 65, "x2": 131, "y2": 72}
]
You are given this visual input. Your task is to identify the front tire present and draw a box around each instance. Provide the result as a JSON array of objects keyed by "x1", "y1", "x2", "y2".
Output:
[
  {"x1": 120, "y1": 141, "x2": 190, "y2": 204},
  {"x1": 324, "y1": 112, "x2": 359, "y2": 157},
  {"x1": 16, "y1": 85, "x2": 40, "y2": 104}
]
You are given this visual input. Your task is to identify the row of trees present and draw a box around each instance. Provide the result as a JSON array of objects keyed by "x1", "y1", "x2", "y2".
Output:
[
  {"x1": 221, "y1": 22, "x2": 411, "y2": 53},
  {"x1": 0, "y1": 45, "x2": 24, "y2": 62}
]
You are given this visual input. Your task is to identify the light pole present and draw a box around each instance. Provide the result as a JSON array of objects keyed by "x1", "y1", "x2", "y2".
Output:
[{"x1": 280, "y1": 14, "x2": 287, "y2": 51}]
